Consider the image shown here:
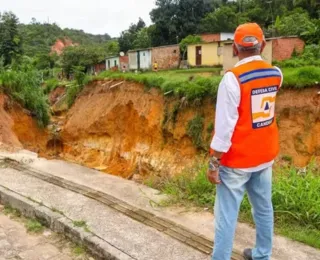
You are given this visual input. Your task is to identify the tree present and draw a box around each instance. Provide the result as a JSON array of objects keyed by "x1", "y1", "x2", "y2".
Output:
[
  {"x1": 133, "y1": 28, "x2": 151, "y2": 49},
  {"x1": 118, "y1": 18, "x2": 146, "y2": 52},
  {"x1": 103, "y1": 40, "x2": 120, "y2": 56},
  {"x1": 179, "y1": 35, "x2": 202, "y2": 59},
  {"x1": 0, "y1": 12, "x2": 23, "y2": 66},
  {"x1": 150, "y1": 0, "x2": 213, "y2": 45},
  {"x1": 200, "y1": 6, "x2": 239, "y2": 33},
  {"x1": 61, "y1": 46, "x2": 100, "y2": 76},
  {"x1": 273, "y1": 8, "x2": 314, "y2": 36}
]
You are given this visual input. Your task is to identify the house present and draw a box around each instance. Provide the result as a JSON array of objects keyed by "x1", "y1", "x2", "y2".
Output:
[
  {"x1": 187, "y1": 33, "x2": 235, "y2": 67},
  {"x1": 106, "y1": 56, "x2": 120, "y2": 70},
  {"x1": 222, "y1": 36, "x2": 305, "y2": 72},
  {"x1": 128, "y1": 44, "x2": 181, "y2": 71},
  {"x1": 120, "y1": 55, "x2": 129, "y2": 71},
  {"x1": 200, "y1": 33, "x2": 234, "y2": 43},
  {"x1": 93, "y1": 60, "x2": 106, "y2": 74},
  {"x1": 128, "y1": 48, "x2": 152, "y2": 70},
  {"x1": 151, "y1": 45, "x2": 180, "y2": 70},
  {"x1": 187, "y1": 41, "x2": 231, "y2": 67}
]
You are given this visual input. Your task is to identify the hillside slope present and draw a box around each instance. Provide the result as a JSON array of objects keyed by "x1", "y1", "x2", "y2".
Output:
[{"x1": 55, "y1": 80, "x2": 320, "y2": 178}]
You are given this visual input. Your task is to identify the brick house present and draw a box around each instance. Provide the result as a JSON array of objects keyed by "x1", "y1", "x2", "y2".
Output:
[
  {"x1": 200, "y1": 33, "x2": 234, "y2": 43},
  {"x1": 120, "y1": 55, "x2": 129, "y2": 71},
  {"x1": 128, "y1": 44, "x2": 181, "y2": 71},
  {"x1": 151, "y1": 45, "x2": 180, "y2": 70}
]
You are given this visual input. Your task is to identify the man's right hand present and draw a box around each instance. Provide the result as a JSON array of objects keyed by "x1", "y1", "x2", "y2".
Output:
[{"x1": 207, "y1": 169, "x2": 221, "y2": 185}]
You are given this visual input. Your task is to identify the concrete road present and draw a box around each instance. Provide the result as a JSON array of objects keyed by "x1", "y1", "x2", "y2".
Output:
[{"x1": 0, "y1": 209, "x2": 93, "y2": 260}]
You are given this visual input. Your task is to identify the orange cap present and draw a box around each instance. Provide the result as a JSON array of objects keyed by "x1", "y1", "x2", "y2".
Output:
[{"x1": 234, "y1": 23, "x2": 264, "y2": 48}]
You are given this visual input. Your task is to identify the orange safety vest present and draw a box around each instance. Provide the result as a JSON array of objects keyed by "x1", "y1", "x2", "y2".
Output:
[{"x1": 213, "y1": 60, "x2": 282, "y2": 168}]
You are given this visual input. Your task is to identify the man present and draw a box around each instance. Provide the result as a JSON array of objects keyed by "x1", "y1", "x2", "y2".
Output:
[{"x1": 208, "y1": 23, "x2": 283, "y2": 260}]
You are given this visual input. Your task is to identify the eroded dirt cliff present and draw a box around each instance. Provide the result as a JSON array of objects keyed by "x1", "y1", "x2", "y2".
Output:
[
  {"x1": 1, "y1": 80, "x2": 319, "y2": 179},
  {"x1": 53, "y1": 80, "x2": 320, "y2": 178}
]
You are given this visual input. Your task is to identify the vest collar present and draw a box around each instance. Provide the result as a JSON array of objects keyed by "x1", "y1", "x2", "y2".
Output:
[{"x1": 235, "y1": 55, "x2": 263, "y2": 68}]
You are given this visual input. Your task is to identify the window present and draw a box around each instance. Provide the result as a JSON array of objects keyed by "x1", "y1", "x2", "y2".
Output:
[
  {"x1": 114, "y1": 60, "x2": 117, "y2": 67},
  {"x1": 173, "y1": 49, "x2": 177, "y2": 54}
]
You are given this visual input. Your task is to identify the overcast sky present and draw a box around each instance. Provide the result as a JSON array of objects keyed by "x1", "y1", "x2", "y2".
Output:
[{"x1": 0, "y1": 0, "x2": 156, "y2": 37}]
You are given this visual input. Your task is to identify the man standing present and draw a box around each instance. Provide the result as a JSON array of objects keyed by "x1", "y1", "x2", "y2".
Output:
[{"x1": 208, "y1": 23, "x2": 283, "y2": 260}]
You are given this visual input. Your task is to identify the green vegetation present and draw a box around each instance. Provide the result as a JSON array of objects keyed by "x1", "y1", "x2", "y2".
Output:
[
  {"x1": 73, "y1": 219, "x2": 91, "y2": 233},
  {"x1": 72, "y1": 220, "x2": 87, "y2": 228},
  {"x1": 19, "y1": 18, "x2": 111, "y2": 57},
  {"x1": 282, "y1": 67, "x2": 320, "y2": 89},
  {"x1": 44, "y1": 78, "x2": 60, "y2": 94},
  {"x1": 66, "y1": 66, "x2": 90, "y2": 108},
  {"x1": 0, "y1": 69, "x2": 50, "y2": 127},
  {"x1": 274, "y1": 45, "x2": 320, "y2": 68},
  {"x1": 51, "y1": 207, "x2": 64, "y2": 215},
  {"x1": 96, "y1": 70, "x2": 221, "y2": 101},
  {"x1": 3, "y1": 205, "x2": 21, "y2": 218},
  {"x1": 0, "y1": 12, "x2": 23, "y2": 66},
  {"x1": 72, "y1": 244, "x2": 87, "y2": 256},
  {"x1": 187, "y1": 115, "x2": 205, "y2": 149},
  {"x1": 25, "y1": 219, "x2": 44, "y2": 233},
  {"x1": 146, "y1": 162, "x2": 320, "y2": 248},
  {"x1": 61, "y1": 42, "x2": 119, "y2": 76}
]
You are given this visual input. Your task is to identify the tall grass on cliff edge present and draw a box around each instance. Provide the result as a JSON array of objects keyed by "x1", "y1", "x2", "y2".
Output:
[
  {"x1": 282, "y1": 66, "x2": 320, "y2": 89},
  {"x1": 0, "y1": 70, "x2": 50, "y2": 127},
  {"x1": 96, "y1": 70, "x2": 222, "y2": 101},
  {"x1": 145, "y1": 161, "x2": 320, "y2": 248},
  {"x1": 96, "y1": 66, "x2": 320, "y2": 99}
]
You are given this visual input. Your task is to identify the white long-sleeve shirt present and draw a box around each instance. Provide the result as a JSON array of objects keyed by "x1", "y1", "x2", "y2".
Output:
[{"x1": 210, "y1": 55, "x2": 283, "y2": 172}]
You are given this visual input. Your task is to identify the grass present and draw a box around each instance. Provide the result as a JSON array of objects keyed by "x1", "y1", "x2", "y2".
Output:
[
  {"x1": 51, "y1": 207, "x2": 64, "y2": 215},
  {"x1": 94, "y1": 66, "x2": 319, "y2": 103},
  {"x1": 95, "y1": 69, "x2": 222, "y2": 101},
  {"x1": 72, "y1": 220, "x2": 87, "y2": 227},
  {"x1": 3, "y1": 205, "x2": 21, "y2": 218},
  {"x1": 25, "y1": 219, "x2": 44, "y2": 233},
  {"x1": 281, "y1": 66, "x2": 320, "y2": 89},
  {"x1": 72, "y1": 244, "x2": 86, "y2": 256},
  {"x1": 0, "y1": 69, "x2": 50, "y2": 127},
  {"x1": 187, "y1": 115, "x2": 205, "y2": 150},
  {"x1": 145, "y1": 161, "x2": 320, "y2": 248},
  {"x1": 43, "y1": 78, "x2": 61, "y2": 94}
]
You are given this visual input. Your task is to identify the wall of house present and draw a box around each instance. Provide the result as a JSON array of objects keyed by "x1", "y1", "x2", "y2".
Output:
[
  {"x1": 128, "y1": 52, "x2": 138, "y2": 70},
  {"x1": 222, "y1": 41, "x2": 273, "y2": 72},
  {"x1": 152, "y1": 45, "x2": 180, "y2": 70},
  {"x1": 94, "y1": 63, "x2": 106, "y2": 73},
  {"x1": 188, "y1": 43, "x2": 224, "y2": 67},
  {"x1": 120, "y1": 56, "x2": 129, "y2": 71},
  {"x1": 221, "y1": 33, "x2": 234, "y2": 41},
  {"x1": 201, "y1": 34, "x2": 220, "y2": 43},
  {"x1": 272, "y1": 37, "x2": 305, "y2": 61},
  {"x1": 138, "y1": 50, "x2": 152, "y2": 70},
  {"x1": 106, "y1": 57, "x2": 120, "y2": 70}
]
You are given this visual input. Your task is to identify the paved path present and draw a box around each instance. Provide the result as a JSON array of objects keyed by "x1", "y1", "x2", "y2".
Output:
[
  {"x1": 0, "y1": 210, "x2": 92, "y2": 260},
  {"x1": 0, "y1": 150, "x2": 319, "y2": 260}
]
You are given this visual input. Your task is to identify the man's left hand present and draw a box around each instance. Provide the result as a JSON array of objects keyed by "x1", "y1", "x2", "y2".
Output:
[{"x1": 207, "y1": 169, "x2": 221, "y2": 185}]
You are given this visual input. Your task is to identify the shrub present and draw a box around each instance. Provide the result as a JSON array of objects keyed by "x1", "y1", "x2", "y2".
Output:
[
  {"x1": 282, "y1": 66, "x2": 320, "y2": 88},
  {"x1": 44, "y1": 78, "x2": 59, "y2": 94},
  {"x1": 0, "y1": 70, "x2": 50, "y2": 127},
  {"x1": 187, "y1": 115, "x2": 204, "y2": 149}
]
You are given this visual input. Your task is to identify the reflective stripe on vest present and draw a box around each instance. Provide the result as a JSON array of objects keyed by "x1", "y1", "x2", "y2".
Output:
[{"x1": 220, "y1": 60, "x2": 281, "y2": 168}]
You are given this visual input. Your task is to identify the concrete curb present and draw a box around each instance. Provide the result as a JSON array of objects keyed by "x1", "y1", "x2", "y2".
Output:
[{"x1": 0, "y1": 186, "x2": 135, "y2": 260}]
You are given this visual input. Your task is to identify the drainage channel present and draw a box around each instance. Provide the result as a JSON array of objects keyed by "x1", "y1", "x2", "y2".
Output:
[{"x1": 2, "y1": 158, "x2": 244, "y2": 260}]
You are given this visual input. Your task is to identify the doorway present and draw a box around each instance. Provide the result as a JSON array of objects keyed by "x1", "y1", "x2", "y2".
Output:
[{"x1": 196, "y1": 46, "x2": 202, "y2": 66}]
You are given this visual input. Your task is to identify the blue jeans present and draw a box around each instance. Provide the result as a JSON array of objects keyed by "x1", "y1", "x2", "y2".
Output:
[{"x1": 212, "y1": 166, "x2": 274, "y2": 260}]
